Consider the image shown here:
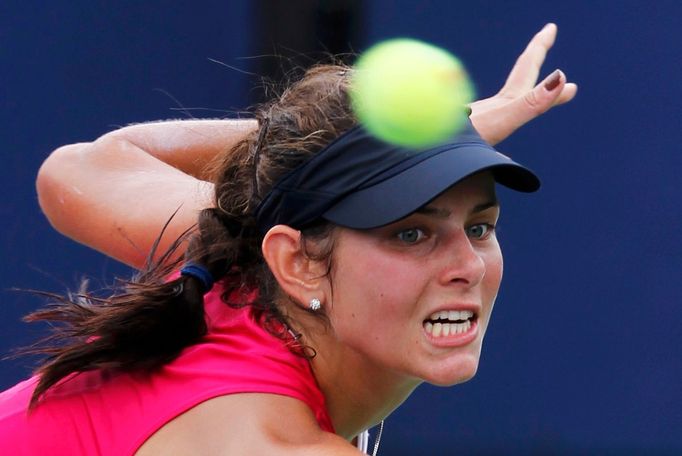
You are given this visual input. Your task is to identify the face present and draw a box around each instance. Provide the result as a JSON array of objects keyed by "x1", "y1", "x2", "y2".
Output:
[{"x1": 324, "y1": 173, "x2": 502, "y2": 387}]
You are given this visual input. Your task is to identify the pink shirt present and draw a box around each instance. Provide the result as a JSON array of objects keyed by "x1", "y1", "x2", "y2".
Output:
[{"x1": 0, "y1": 284, "x2": 333, "y2": 455}]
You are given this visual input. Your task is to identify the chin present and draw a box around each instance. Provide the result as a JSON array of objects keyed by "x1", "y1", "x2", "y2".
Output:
[{"x1": 425, "y1": 356, "x2": 480, "y2": 387}]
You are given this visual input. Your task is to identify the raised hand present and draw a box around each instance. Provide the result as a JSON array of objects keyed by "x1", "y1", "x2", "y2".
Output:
[{"x1": 469, "y1": 23, "x2": 578, "y2": 145}]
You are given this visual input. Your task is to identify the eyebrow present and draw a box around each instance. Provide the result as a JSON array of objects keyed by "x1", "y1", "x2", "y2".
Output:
[
  {"x1": 416, "y1": 198, "x2": 499, "y2": 219},
  {"x1": 471, "y1": 199, "x2": 499, "y2": 214},
  {"x1": 415, "y1": 206, "x2": 450, "y2": 218}
]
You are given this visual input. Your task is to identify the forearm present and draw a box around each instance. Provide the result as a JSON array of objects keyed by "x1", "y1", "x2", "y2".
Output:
[
  {"x1": 102, "y1": 118, "x2": 258, "y2": 179},
  {"x1": 37, "y1": 142, "x2": 202, "y2": 268},
  {"x1": 37, "y1": 119, "x2": 257, "y2": 268}
]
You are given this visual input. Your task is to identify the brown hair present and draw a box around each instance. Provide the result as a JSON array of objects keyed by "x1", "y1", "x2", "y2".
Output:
[{"x1": 24, "y1": 64, "x2": 357, "y2": 406}]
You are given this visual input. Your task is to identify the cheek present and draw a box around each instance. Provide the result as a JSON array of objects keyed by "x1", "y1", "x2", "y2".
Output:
[
  {"x1": 483, "y1": 236, "x2": 503, "y2": 284},
  {"x1": 330, "y1": 248, "x2": 423, "y2": 324},
  {"x1": 480, "y1": 246, "x2": 503, "y2": 327},
  {"x1": 485, "y1": 252, "x2": 503, "y2": 292}
]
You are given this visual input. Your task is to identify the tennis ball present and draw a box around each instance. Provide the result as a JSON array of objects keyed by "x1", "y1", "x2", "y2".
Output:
[{"x1": 350, "y1": 38, "x2": 475, "y2": 148}]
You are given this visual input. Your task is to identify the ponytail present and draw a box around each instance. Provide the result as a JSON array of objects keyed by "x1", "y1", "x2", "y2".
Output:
[{"x1": 24, "y1": 208, "x2": 249, "y2": 407}]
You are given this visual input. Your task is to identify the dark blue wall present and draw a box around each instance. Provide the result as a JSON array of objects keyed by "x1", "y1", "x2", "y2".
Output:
[{"x1": 2, "y1": 1, "x2": 680, "y2": 453}]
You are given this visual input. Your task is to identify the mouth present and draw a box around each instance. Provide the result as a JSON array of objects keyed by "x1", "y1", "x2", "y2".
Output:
[{"x1": 423, "y1": 310, "x2": 477, "y2": 338}]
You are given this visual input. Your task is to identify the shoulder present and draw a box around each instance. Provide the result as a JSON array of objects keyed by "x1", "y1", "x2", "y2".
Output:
[{"x1": 135, "y1": 393, "x2": 363, "y2": 455}]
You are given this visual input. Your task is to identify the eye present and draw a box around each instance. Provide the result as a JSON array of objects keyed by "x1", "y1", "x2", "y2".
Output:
[
  {"x1": 396, "y1": 228, "x2": 426, "y2": 244},
  {"x1": 466, "y1": 223, "x2": 495, "y2": 240}
]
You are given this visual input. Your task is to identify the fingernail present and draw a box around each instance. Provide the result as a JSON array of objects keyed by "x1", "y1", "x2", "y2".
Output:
[{"x1": 543, "y1": 69, "x2": 562, "y2": 91}]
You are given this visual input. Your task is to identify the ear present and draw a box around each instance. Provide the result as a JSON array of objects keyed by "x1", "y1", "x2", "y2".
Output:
[{"x1": 261, "y1": 225, "x2": 328, "y2": 309}]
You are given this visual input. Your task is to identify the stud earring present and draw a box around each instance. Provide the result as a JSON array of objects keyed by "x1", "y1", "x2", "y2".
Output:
[{"x1": 309, "y1": 298, "x2": 321, "y2": 311}]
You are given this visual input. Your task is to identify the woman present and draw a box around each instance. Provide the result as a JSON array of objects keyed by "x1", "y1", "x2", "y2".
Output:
[{"x1": 1, "y1": 24, "x2": 575, "y2": 454}]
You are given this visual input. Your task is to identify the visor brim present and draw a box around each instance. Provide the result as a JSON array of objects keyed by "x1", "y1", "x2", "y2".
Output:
[{"x1": 322, "y1": 145, "x2": 540, "y2": 229}]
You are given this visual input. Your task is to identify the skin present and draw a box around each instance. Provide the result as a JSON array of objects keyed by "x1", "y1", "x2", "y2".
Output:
[
  {"x1": 323, "y1": 174, "x2": 500, "y2": 389},
  {"x1": 265, "y1": 173, "x2": 501, "y2": 440},
  {"x1": 36, "y1": 24, "x2": 577, "y2": 455},
  {"x1": 469, "y1": 23, "x2": 577, "y2": 144}
]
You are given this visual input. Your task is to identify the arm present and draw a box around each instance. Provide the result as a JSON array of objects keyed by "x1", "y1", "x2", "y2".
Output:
[
  {"x1": 37, "y1": 25, "x2": 575, "y2": 269},
  {"x1": 36, "y1": 119, "x2": 257, "y2": 268}
]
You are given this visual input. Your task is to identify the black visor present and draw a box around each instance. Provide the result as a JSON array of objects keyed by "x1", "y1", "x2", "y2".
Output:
[{"x1": 255, "y1": 120, "x2": 539, "y2": 232}]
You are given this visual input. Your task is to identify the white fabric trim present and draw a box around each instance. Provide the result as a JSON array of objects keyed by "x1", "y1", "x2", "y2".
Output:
[{"x1": 356, "y1": 429, "x2": 370, "y2": 453}]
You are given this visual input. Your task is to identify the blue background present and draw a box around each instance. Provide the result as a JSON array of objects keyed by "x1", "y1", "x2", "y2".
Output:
[{"x1": 1, "y1": 1, "x2": 680, "y2": 453}]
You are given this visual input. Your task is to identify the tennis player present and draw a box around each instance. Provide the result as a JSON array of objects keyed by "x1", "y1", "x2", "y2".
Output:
[{"x1": 0, "y1": 24, "x2": 575, "y2": 455}]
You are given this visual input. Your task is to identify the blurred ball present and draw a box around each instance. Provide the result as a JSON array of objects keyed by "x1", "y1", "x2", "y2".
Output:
[{"x1": 350, "y1": 38, "x2": 475, "y2": 148}]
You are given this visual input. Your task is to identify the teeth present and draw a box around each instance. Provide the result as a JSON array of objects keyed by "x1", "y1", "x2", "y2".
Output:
[
  {"x1": 423, "y1": 320, "x2": 472, "y2": 337},
  {"x1": 428, "y1": 310, "x2": 474, "y2": 322},
  {"x1": 432, "y1": 323, "x2": 442, "y2": 337},
  {"x1": 451, "y1": 310, "x2": 474, "y2": 321}
]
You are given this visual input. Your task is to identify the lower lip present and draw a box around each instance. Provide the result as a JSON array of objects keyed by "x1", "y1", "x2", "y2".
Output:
[{"x1": 423, "y1": 320, "x2": 479, "y2": 348}]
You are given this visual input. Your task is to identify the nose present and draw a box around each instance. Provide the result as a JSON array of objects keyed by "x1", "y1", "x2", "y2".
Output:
[{"x1": 438, "y1": 231, "x2": 486, "y2": 288}]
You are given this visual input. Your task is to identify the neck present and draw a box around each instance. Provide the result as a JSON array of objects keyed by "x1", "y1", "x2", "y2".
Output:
[{"x1": 304, "y1": 325, "x2": 422, "y2": 440}]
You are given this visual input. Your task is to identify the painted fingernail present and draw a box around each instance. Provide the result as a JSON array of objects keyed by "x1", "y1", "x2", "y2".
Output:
[{"x1": 544, "y1": 69, "x2": 562, "y2": 91}]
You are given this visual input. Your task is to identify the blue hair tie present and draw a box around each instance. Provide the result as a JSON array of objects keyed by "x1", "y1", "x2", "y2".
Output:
[{"x1": 180, "y1": 263, "x2": 215, "y2": 292}]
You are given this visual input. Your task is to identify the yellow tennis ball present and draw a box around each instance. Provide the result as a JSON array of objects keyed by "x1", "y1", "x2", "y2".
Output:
[{"x1": 350, "y1": 38, "x2": 475, "y2": 148}]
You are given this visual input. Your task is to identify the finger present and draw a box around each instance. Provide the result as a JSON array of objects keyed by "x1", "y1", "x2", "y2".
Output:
[
  {"x1": 522, "y1": 69, "x2": 567, "y2": 115},
  {"x1": 474, "y1": 70, "x2": 564, "y2": 144},
  {"x1": 499, "y1": 23, "x2": 558, "y2": 96},
  {"x1": 553, "y1": 82, "x2": 578, "y2": 106},
  {"x1": 472, "y1": 70, "x2": 576, "y2": 145}
]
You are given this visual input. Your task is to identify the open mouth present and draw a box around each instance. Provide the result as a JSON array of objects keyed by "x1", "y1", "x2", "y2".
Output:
[{"x1": 423, "y1": 310, "x2": 477, "y2": 337}]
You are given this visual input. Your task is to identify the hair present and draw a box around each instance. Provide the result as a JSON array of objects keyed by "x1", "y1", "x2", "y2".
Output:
[{"x1": 23, "y1": 64, "x2": 357, "y2": 407}]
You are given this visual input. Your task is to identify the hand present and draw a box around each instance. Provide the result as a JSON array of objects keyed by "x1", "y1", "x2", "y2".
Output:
[{"x1": 469, "y1": 23, "x2": 578, "y2": 145}]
